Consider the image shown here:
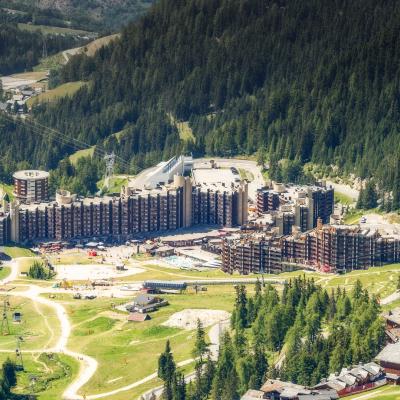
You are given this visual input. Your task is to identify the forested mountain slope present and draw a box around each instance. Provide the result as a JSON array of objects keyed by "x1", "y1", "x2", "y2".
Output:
[
  {"x1": 1, "y1": 0, "x2": 153, "y2": 32},
  {"x1": 0, "y1": 23, "x2": 85, "y2": 74},
  {"x1": 2, "y1": 0, "x2": 400, "y2": 198}
]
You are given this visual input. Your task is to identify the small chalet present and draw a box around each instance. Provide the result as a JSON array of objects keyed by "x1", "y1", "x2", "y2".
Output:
[
  {"x1": 127, "y1": 312, "x2": 151, "y2": 322},
  {"x1": 126, "y1": 294, "x2": 168, "y2": 313},
  {"x1": 375, "y1": 342, "x2": 400, "y2": 376},
  {"x1": 383, "y1": 307, "x2": 400, "y2": 342}
]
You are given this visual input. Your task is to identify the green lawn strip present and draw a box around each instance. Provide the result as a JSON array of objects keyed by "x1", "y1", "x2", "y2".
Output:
[
  {"x1": 0, "y1": 295, "x2": 61, "y2": 351},
  {"x1": 17, "y1": 256, "x2": 44, "y2": 274},
  {"x1": 69, "y1": 146, "x2": 95, "y2": 165},
  {"x1": 334, "y1": 191, "x2": 353, "y2": 205},
  {"x1": 17, "y1": 23, "x2": 93, "y2": 36},
  {"x1": 343, "y1": 209, "x2": 364, "y2": 224},
  {"x1": 34, "y1": 51, "x2": 66, "y2": 72},
  {"x1": 0, "y1": 266, "x2": 11, "y2": 280},
  {"x1": 27, "y1": 81, "x2": 86, "y2": 107},
  {"x1": 101, "y1": 361, "x2": 197, "y2": 400},
  {"x1": 0, "y1": 182, "x2": 14, "y2": 200},
  {"x1": 120, "y1": 261, "x2": 292, "y2": 282},
  {"x1": 53, "y1": 287, "x2": 237, "y2": 396},
  {"x1": 97, "y1": 176, "x2": 129, "y2": 194},
  {"x1": 345, "y1": 384, "x2": 400, "y2": 400},
  {"x1": 2, "y1": 246, "x2": 36, "y2": 258}
]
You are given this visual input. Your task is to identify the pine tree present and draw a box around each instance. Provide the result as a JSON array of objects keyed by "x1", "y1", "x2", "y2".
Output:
[
  {"x1": 172, "y1": 372, "x2": 186, "y2": 400},
  {"x1": 158, "y1": 340, "x2": 176, "y2": 384},
  {"x1": 2, "y1": 358, "x2": 16, "y2": 391},
  {"x1": 212, "y1": 333, "x2": 239, "y2": 400},
  {"x1": 193, "y1": 319, "x2": 209, "y2": 362}
]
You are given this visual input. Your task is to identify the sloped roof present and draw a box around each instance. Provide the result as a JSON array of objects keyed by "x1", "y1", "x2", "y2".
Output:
[
  {"x1": 127, "y1": 312, "x2": 151, "y2": 322},
  {"x1": 375, "y1": 342, "x2": 400, "y2": 365}
]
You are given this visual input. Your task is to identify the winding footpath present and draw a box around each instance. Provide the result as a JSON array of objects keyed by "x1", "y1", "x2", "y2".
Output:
[
  {"x1": 0, "y1": 259, "x2": 228, "y2": 400},
  {"x1": 1, "y1": 259, "x2": 98, "y2": 399}
]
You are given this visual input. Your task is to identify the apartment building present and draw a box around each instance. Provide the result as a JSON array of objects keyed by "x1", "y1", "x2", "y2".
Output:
[
  {"x1": 256, "y1": 182, "x2": 334, "y2": 234},
  {"x1": 4, "y1": 172, "x2": 248, "y2": 244},
  {"x1": 13, "y1": 170, "x2": 49, "y2": 203},
  {"x1": 222, "y1": 224, "x2": 400, "y2": 274}
]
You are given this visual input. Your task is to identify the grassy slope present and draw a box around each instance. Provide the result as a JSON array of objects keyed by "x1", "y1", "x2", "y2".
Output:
[
  {"x1": 27, "y1": 81, "x2": 86, "y2": 107},
  {"x1": 2, "y1": 246, "x2": 35, "y2": 258},
  {"x1": 0, "y1": 353, "x2": 79, "y2": 400},
  {"x1": 0, "y1": 182, "x2": 14, "y2": 200},
  {"x1": 17, "y1": 23, "x2": 93, "y2": 36},
  {"x1": 34, "y1": 51, "x2": 66, "y2": 72},
  {"x1": 0, "y1": 295, "x2": 61, "y2": 351},
  {"x1": 81, "y1": 34, "x2": 120, "y2": 56},
  {"x1": 96, "y1": 176, "x2": 129, "y2": 194},
  {"x1": 0, "y1": 266, "x2": 11, "y2": 280},
  {"x1": 345, "y1": 384, "x2": 400, "y2": 400},
  {"x1": 69, "y1": 146, "x2": 95, "y2": 165},
  {"x1": 9, "y1": 71, "x2": 48, "y2": 80},
  {"x1": 41, "y1": 257, "x2": 399, "y2": 398},
  {"x1": 168, "y1": 113, "x2": 195, "y2": 142},
  {"x1": 56, "y1": 284, "x2": 237, "y2": 396},
  {"x1": 335, "y1": 191, "x2": 353, "y2": 205}
]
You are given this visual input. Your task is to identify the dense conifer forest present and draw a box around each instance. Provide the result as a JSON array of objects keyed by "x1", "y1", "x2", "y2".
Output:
[
  {"x1": 2, "y1": 0, "x2": 400, "y2": 198},
  {"x1": 157, "y1": 278, "x2": 385, "y2": 400},
  {"x1": 0, "y1": 23, "x2": 85, "y2": 74},
  {"x1": 0, "y1": 0, "x2": 153, "y2": 32}
]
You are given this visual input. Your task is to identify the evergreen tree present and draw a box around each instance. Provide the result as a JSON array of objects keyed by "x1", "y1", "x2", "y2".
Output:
[
  {"x1": 2, "y1": 358, "x2": 16, "y2": 391},
  {"x1": 193, "y1": 319, "x2": 209, "y2": 363},
  {"x1": 212, "y1": 333, "x2": 239, "y2": 400},
  {"x1": 158, "y1": 340, "x2": 176, "y2": 384}
]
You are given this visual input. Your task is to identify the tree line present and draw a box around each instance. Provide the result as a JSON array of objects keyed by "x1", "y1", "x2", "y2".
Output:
[
  {"x1": 3, "y1": 0, "x2": 400, "y2": 199},
  {"x1": 0, "y1": 22, "x2": 86, "y2": 75},
  {"x1": 156, "y1": 277, "x2": 385, "y2": 400}
]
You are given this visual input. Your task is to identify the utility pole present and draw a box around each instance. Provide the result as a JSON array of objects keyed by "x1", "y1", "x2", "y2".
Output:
[
  {"x1": 16, "y1": 336, "x2": 24, "y2": 371},
  {"x1": 1, "y1": 296, "x2": 10, "y2": 336},
  {"x1": 103, "y1": 152, "x2": 116, "y2": 191}
]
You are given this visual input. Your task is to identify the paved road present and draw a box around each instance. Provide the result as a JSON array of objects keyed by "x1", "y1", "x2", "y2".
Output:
[
  {"x1": 362, "y1": 213, "x2": 400, "y2": 236},
  {"x1": 380, "y1": 290, "x2": 400, "y2": 305}
]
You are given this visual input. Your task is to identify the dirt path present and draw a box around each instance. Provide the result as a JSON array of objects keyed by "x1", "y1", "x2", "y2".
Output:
[
  {"x1": 140, "y1": 320, "x2": 229, "y2": 400},
  {"x1": 0, "y1": 261, "x2": 98, "y2": 400},
  {"x1": 0, "y1": 258, "x2": 233, "y2": 400}
]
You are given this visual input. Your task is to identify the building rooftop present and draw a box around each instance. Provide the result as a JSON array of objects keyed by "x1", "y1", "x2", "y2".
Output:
[
  {"x1": 240, "y1": 389, "x2": 266, "y2": 400},
  {"x1": 13, "y1": 170, "x2": 49, "y2": 180},
  {"x1": 192, "y1": 167, "x2": 239, "y2": 188},
  {"x1": 375, "y1": 342, "x2": 400, "y2": 365},
  {"x1": 383, "y1": 307, "x2": 400, "y2": 326}
]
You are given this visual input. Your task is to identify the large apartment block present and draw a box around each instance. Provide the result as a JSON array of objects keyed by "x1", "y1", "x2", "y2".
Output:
[
  {"x1": 6, "y1": 174, "x2": 248, "y2": 244},
  {"x1": 222, "y1": 224, "x2": 400, "y2": 274},
  {"x1": 12, "y1": 187, "x2": 185, "y2": 243},
  {"x1": 256, "y1": 182, "x2": 334, "y2": 234},
  {"x1": 13, "y1": 170, "x2": 49, "y2": 203}
]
